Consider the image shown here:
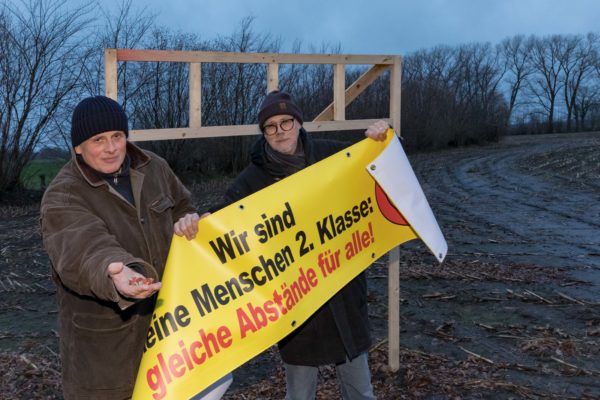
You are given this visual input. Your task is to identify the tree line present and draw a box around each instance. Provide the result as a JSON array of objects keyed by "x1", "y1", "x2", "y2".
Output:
[{"x1": 2, "y1": 0, "x2": 600, "y2": 193}]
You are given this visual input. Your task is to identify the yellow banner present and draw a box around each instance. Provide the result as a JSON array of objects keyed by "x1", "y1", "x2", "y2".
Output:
[{"x1": 133, "y1": 132, "x2": 426, "y2": 399}]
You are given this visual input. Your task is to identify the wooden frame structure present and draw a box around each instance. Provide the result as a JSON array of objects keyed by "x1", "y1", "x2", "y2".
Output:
[{"x1": 104, "y1": 48, "x2": 403, "y2": 371}]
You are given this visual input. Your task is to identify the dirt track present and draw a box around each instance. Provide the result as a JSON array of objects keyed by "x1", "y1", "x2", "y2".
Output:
[
  {"x1": 0, "y1": 132, "x2": 599, "y2": 399},
  {"x1": 382, "y1": 131, "x2": 600, "y2": 398},
  {"x1": 416, "y1": 132, "x2": 600, "y2": 274}
]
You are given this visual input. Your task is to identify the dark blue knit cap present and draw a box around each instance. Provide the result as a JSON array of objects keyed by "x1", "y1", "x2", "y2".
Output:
[{"x1": 70, "y1": 95, "x2": 129, "y2": 147}]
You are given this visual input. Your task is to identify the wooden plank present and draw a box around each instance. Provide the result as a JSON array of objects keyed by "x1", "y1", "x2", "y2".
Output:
[
  {"x1": 113, "y1": 49, "x2": 396, "y2": 65},
  {"x1": 267, "y1": 63, "x2": 279, "y2": 92},
  {"x1": 129, "y1": 125, "x2": 260, "y2": 141},
  {"x1": 104, "y1": 49, "x2": 118, "y2": 100},
  {"x1": 387, "y1": 246, "x2": 401, "y2": 372},
  {"x1": 305, "y1": 119, "x2": 391, "y2": 132},
  {"x1": 314, "y1": 64, "x2": 389, "y2": 121},
  {"x1": 390, "y1": 56, "x2": 402, "y2": 135},
  {"x1": 128, "y1": 119, "x2": 392, "y2": 141},
  {"x1": 388, "y1": 56, "x2": 402, "y2": 371},
  {"x1": 189, "y1": 63, "x2": 201, "y2": 128},
  {"x1": 333, "y1": 64, "x2": 346, "y2": 121}
]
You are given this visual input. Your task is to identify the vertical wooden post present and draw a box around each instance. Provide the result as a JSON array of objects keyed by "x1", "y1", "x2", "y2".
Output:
[
  {"x1": 104, "y1": 49, "x2": 118, "y2": 100},
  {"x1": 189, "y1": 63, "x2": 201, "y2": 128},
  {"x1": 387, "y1": 246, "x2": 401, "y2": 371},
  {"x1": 267, "y1": 63, "x2": 279, "y2": 93},
  {"x1": 389, "y1": 56, "x2": 401, "y2": 135},
  {"x1": 388, "y1": 55, "x2": 402, "y2": 372},
  {"x1": 333, "y1": 63, "x2": 345, "y2": 121}
]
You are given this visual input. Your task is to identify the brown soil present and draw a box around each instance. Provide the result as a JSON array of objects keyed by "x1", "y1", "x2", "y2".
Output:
[{"x1": 1, "y1": 132, "x2": 599, "y2": 399}]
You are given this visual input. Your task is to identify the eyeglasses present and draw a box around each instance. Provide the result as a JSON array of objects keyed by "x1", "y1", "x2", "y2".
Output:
[{"x1": 263, "y1": 118, "x2": 295, "y2": 136}]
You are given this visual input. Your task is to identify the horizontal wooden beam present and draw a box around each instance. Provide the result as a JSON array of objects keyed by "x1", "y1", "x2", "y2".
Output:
[
  {"x1": 128, "y1": 119, "x2": 391, "y2": 142},
  {"x1": 114, "y1": 49, "x2": 397, "y2": 65},
  {"x1": 305, "y1": 119, "x2": 390, "y2": 132}
]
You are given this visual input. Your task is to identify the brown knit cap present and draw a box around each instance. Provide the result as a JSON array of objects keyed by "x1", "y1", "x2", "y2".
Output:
[{"x1": 257, "y1": 90, "x2": 303, "y2": 129}]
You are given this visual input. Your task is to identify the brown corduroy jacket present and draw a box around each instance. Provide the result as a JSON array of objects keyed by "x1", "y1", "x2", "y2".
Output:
[{"x1": 41, "y1": 142, "x2": 196, "y2": 399}]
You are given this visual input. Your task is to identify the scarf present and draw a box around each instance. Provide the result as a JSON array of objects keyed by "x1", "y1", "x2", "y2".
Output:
[{"x1": 263, "y1": 138, "x2": 307, "y2": 179}]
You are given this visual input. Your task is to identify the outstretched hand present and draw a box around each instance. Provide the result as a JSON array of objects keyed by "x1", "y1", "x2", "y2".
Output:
[
  {"x1": 108, "y1": 262, "x2": 162, "y2": 299},
  {"x1": 364, "y1": 120, "x2": 390, "y2": 141}
]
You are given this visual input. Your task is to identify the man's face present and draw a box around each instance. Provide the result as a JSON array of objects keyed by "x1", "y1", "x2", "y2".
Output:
[
  {"x1": 262, "y1": 114, "x2": 300, "y2": 155},
  {"x1": 74, "y1": 130, "x2": 127, "y2": 174}
]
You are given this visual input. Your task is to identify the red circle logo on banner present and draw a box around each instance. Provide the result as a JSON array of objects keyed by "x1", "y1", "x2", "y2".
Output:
[{"x1": 375, "y1": 183, "x2": 408, "y2": 225}]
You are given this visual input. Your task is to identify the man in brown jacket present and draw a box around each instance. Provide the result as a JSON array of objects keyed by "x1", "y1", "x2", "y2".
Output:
[{"x1": 40, "y1": 96, "x2": 204, "y2": 399}]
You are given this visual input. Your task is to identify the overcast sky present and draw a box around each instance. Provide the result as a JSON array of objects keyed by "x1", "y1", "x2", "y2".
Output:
[{"x1": 114, "y1": 0, "x2": 600, "y2": 55}]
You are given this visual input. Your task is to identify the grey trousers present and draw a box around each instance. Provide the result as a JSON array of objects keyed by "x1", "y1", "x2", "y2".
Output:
[{"x1": 284, "y1": 352, "x2": 376, "y2": 400}]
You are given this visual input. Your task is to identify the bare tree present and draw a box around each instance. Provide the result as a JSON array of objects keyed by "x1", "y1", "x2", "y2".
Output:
[
  {"x1": 129, "y1": 27, "x2": 210, "y2": 173},
  {"x1": 200, "y1": 17, "x2": 280, "y2": 173},
  {"x1": 560, "y1": 33, "x2": 597, "y2": 131},
  {"x1": 499, "y1": 35, "x2": 535, "y2": 128},
  {"x1": 401, "y1": 42, "x2": 506, "y2": 149},
  {"x1": 527, "y1": 35, "x2": 566, "y2": 133},
  {"x1": 402, "y1": 46, "x2": 457, "y2": 149},
  {"x1": 80, "y1": 0, "x2": 156, "y2": 105},
  {"x1": 450, "y1": 42, "x2": 506, "y2": 144},
  {"x1": 0, "y1": 0, "x2": 93, "y2": 192},
  {"x1": 574, "y1": 82, "x2": 600, "y2": 130}
]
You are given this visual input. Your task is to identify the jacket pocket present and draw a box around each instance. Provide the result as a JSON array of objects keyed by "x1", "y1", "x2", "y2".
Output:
[
  {"x1": 69, "y1": 312, "x2": 140, "y2": 391},
  {"x1": 150, "y1": 195, "x2": 174, "y2": 213}
]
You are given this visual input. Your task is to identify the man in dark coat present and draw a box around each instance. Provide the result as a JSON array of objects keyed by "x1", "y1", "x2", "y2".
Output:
[{"x1": 221, "y1": 90, "x2": 388, "y2": 400}]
